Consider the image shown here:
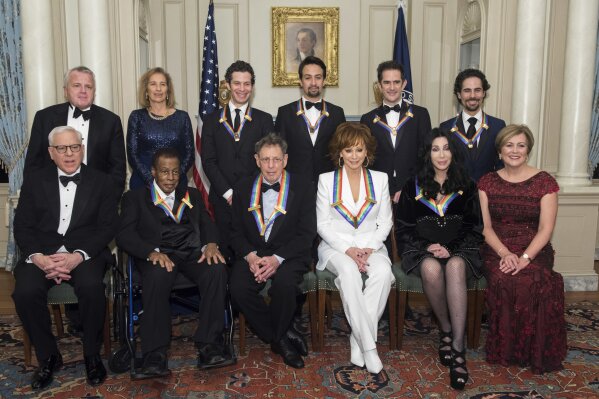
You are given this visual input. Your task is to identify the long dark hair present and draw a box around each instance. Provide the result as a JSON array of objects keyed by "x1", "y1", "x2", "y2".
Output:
[{"x1": 416, "y1": 128, "x2": 469, "y2": 198}]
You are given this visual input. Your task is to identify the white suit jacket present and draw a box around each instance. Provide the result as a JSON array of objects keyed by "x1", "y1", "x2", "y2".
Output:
[{"x1": 316, "y1": 167, "x2": 392, "y2": 270}]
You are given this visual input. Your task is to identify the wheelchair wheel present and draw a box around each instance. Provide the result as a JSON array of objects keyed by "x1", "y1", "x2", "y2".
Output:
[{"x1": 109, "y1": 346, "x2": 132, "y2": 374}]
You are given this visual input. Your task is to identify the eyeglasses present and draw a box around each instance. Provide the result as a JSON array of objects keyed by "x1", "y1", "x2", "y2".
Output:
[
  {"x1": 51, "y1": 144, "x2": 82, "y2": 154},
  {"x1": 258, "y1": 157, "x2": 284, "y2": 164}
]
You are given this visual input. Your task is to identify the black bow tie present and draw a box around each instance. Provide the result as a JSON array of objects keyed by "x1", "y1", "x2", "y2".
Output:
[
  {"x1": 305, "y1": 101, "x2": 322, "y2": 111},
  {"x1": 383, "y1": 104, "x2": 401, "y2": 114},
  {"x1": 73, "y1": 107, "x2": 91, "y2": 121},
  {"x1": 59, "y1": 173, "x2": 81, "y2": 187},
  {"x1": 261, "y1": 182, "x2": 280, "y2": 193}
]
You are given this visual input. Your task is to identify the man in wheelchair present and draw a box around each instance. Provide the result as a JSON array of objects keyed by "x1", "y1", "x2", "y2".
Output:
[{"x1": 117, "y1": 147, "x2": 233, "y2": 378}]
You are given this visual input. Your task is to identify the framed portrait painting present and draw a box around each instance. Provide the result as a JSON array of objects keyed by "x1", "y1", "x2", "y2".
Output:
[{"x1": 272, "y1": 7, "x2": 339, "y2": 86}]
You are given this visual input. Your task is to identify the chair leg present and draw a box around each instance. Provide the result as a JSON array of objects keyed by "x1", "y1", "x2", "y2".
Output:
[
  {"x1": 52, "y1": 305, "x2": 65, "y2": 337},
  {"x1": 317, "y1": 289, "x2": 326, "y2": 351},
  {"x1": 23, "y1": 329, "x2": 32, "y2": 367},
  {"x1": 103, "y1": 301, "x2": 111, "y2": 358},
  {"x1": 397, "y1": 291, "x2": 407, "y2": 350},
  {"x1": 388, "y1": 288, "x2": 397, "y2": 350},
  {"x1": 239, "y1": 313, "x2": 246, "y2": 356},
  {"x1": 466, "y1": 290, "x2": 476, "y2": 349},
  {"x1": 325, "y1": 291, "x2": 333, "y2": 329},
  {"x1": 306, "y1": 291, "x2": 319, "y2": 352},
  {"x1": 473, "y1": 289, "x2": 485, "y2": 348}
]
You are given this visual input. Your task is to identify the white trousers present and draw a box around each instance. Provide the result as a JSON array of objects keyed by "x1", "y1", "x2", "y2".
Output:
[{"x1": 325, "y1": 250, "x2": 394, "y2": 352}]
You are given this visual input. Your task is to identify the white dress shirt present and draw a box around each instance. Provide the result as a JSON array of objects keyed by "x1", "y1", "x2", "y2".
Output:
[{"x1": 67, "y1": 104, "x2": 90, "y2": 164}]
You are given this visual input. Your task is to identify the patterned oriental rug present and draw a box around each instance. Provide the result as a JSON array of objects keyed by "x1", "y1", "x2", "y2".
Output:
[{"x1": 0, "y1": 301, "x2": 597, "y2": 399}]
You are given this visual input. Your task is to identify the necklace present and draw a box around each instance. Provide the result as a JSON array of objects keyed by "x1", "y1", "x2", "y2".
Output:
[{"x1": 147, "y1": 108, "x2": 171, "y2": 121}]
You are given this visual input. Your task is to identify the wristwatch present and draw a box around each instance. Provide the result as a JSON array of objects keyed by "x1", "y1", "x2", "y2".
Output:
[{"x1": 522, "y1": 253, "x2": 531, "y2": 260}]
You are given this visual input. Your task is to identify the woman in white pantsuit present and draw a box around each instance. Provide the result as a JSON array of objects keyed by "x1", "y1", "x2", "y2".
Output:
[{"x1": 316, "y1": 122, "x2": 394, "y2": 374}]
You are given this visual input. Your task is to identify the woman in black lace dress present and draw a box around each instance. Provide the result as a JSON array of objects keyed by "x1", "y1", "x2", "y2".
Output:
[{"x1": 396, "y1": 128, "x2": 483, "y2": 390}]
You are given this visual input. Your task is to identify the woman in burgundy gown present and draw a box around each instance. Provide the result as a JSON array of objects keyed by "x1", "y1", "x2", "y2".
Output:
[{"x1": 478, "y1": 124, "x2": 567, "y2": 374}]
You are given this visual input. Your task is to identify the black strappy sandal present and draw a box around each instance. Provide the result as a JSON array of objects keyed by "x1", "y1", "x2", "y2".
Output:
[
  {"x1": 449, "y1": 347, "x2": 468, "y2": 390},
  {"x1": 438, "y1": 330, "x2": 453, "y2": 366}
]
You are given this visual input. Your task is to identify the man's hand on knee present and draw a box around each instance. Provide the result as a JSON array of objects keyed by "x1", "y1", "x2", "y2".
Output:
[
  {"x1": 254, "y1": 256, "x2": 280, "y2": 283},
  {"x1": 148, "y1": 251, "x2": 175, "y2": 272},
  {"x1": 198, "y1": 243, "x2": 226, "y2": 265}
]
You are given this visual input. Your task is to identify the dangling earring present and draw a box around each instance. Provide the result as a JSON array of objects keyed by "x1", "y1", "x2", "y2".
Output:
[
  {"x1": 364, "y1": 156, "x2": 370, "y2": 168},
  {"x1": 498, "y1": 154, "x2": 502, "y2": 160},
  {"x1": 145, "y1": 92, "x2": 149, "y2": 100},
  {"x1": 338, "y1": 156, "x2": 344, "y2": 168},
  {"x1": 166, "y1": 94, "x2": 169, "y2": 101}
]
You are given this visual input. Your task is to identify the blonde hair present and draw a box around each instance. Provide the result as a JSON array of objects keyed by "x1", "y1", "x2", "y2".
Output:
[
  {"x1": 496, "y1": 124, "x2": 535, "y2": 155},
  {"x1": 137, "y1": 67, "x2": 176, "y2": 108}
]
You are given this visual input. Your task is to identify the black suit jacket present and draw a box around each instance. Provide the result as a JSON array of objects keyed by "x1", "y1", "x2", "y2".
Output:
[
  {"x1": 360, "y1": 102, "x2": 431, "y2": 194},
  {"x1": 116, "y1": 186, "x2": 218, "y2": 261},
  {"x1": 439, "y1": 113, "x2": 506, "y2": 182},
  {"x1": 275, "y1": 100, "x2": 346, "y2": 183},
  {"x1": 24, "y1": 102, "x2": 126, "y2": 193},
  {"x1": 230, "y1": 173, "x2": 316, "y2": 263},
  {"x1": 201, "y1": 107, "x2": 274, "y2": 199},
  {"x1": 14, "y1": 164, "x2": 120, "y2": 260}
]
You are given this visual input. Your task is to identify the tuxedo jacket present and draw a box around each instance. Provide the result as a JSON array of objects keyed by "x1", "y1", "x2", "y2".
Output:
[
  {"x1": 439, "y1": 113, "x2": 506, "y2": 182},
  {"x1": 201, "y1": 107, "x2": 274, "y2": 200},
  {"x1": 14, "y1": 164, "x2": 120, "y2": 260},
  {"x1": 275, "y1": 100, "x2": 346, "y2": 183},
  {"x1": 230, "y1": 173, "x2": 316, "y2": 263},
  {"x1": 360, "y1": 102, "x2": 431, "y2": 194},
  {"x1": 116, "y1": 186, "x2": 217, "y2": 261},
  {"x1": 315, "y1": 168, "x2": 392, "y2": 270},
  {"x1": 24, "y1": 102, "x2": 127, "y2": 193}
]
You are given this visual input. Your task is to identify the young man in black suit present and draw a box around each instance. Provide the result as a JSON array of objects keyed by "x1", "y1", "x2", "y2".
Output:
[
  {"x1": 360, "y1": 60, "x2": 432, "y2": 202},
  {"x1": 117, "y1": 148, "x2": 232, "y2": 378},
  {"x1": 275, "y1": 56, "x2": 346, "y2": 184},
  {"x1": 12, "y1": 126, "x2": 119, "y2": 390},
  {"x1": 201, "y1": 60, "x2": 274, "y2": 262},
  {"x1": 229, "y1": 134, "x2": 316, "y2": 369},
  {"x1": 439, "y1": 68, "x2": 506, "y2": 182},
  {"x1": 24, "y1": 66, "x2": 126, "y2": 193}
]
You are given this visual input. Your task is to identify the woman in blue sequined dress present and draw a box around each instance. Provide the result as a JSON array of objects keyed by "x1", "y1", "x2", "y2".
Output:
[{"x1": 127, "y1": 67, "x2": 194, "y2": 188}]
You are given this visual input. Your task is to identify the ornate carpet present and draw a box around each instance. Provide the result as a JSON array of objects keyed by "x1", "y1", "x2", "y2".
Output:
[{"x1": 0, "y1": 301, "x2": 597, "y2": 398}]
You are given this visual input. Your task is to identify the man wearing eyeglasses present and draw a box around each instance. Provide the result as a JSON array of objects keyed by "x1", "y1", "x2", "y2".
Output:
[
  {"x1": 12, "y1": 126, "x2": 120, "y2": 390},
  {"x1": 117, "y1": 147, "x2": 234, "y2": 378},
  {"x1": 24, "y1": 66, "x2": 126, "y2": 193},
  {"x1": 229, "y1": 133, "x2": 316, "y2": 369}
]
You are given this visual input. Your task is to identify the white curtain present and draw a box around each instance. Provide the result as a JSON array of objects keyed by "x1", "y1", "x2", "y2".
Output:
[{"x1": 0, "y1": 0, "x2": 27, "y2": 270}]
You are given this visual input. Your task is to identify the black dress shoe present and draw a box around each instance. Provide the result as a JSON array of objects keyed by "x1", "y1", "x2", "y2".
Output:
[
  {"x1": 84, "y1": 354, "x2": 107, "y2": 386},
  {"x1": 31, "y1": 353, "x2": 63, "y2": 390},
  {"x1": 136, "y1": 351, "x2": 170, "y2": 379},
  {"x1": 286, "y1": 326, "x2": 308, "y2": 356},
  {"x1": 271, "y1": 336, "x2": 304, "y2": 369},
  {"x1": 197, "y1": 343, "x2": 236, "y2": 369}
]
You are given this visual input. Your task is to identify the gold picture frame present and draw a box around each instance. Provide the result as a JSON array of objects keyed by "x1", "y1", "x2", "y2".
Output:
[{"x1": 272, "y1": 7, "x2": 339, "y2": 87}]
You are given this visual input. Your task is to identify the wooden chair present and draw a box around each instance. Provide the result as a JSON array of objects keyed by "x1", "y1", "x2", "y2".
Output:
[
  {"x1": 238, "y1": 271, "x2": 318, "y2": 355},
  {"x1": 22, "y1": 280, "x2": 111, "y2": 366},
  {"x1": 316, "y1": 268, "x2": 397, "y2": 351}
]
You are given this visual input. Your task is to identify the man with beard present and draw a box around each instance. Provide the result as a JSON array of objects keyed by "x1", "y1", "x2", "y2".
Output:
[
  {"x1": 275, "y1": 56, "x2": 346, "y2": 184},
  {"x1": 440, "y1": 69, "x2": 506, "y2": 181}
]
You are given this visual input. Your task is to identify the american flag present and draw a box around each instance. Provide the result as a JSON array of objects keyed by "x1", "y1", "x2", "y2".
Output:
[
  {"x1": 193, "y1": 0, "x2": 219, "y2": 216},
  {"x1": 393, "y1": 0, "x2": 414, "y2": 104}
]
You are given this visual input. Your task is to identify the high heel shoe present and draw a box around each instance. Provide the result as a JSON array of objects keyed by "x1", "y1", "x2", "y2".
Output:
[
  {"x1": 438, "y1": 330, "x2": 452, "y2": 367},
  {"x1": 449, "y1": 347, "x2": 468, "y2": 390}
]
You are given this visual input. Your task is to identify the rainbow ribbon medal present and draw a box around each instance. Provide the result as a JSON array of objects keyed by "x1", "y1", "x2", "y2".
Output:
[
  {"x1": 414, "y1": 178, "x2": 462, "y2": 217},
  {"x1": 331, "y1": 168, "x2": 377, "y2": 229},
  {"x1": 295, "y1": 100, "x2": 329, "y2": 134},
  {"x1": 247, "y1": 171, "x2": 290, "y2": 236},
  {"x1": 372, "y1": 106, "x2": 414, "y2": 137},
  {"x1": 219, "y1": 107, "x2": 253, "y2": 141},
  {"x1": 151, "y1": 187, "x2": 193, "y2": 223},
  {"x1": 450, "y1": 113, "x2": 488, "y2": 148}
]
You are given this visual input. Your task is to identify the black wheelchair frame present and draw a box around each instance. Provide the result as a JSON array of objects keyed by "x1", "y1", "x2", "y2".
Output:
[{"x1": 108, "y1": 253, "x2": 236, "y2": 378}]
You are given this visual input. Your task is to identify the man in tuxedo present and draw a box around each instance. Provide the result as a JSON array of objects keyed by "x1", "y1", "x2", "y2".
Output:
[
  {"x1": 360, "y1": 60, "x2": 431, "y2": 202},
  {"x1": 24, "y1": 65, "x2": 126, "y2": 193},
  {"x1": 12, "y1": 126, "x2": 119, "y2": 390},
  {"x1": 276, "y1": 56, "x2": 346, "y2": 184},
  {"x1": 117, "y1": 148, "x2": 232, "y2": 378},
  {"x1": 439, "y1": 68, "x2": 506, "y2": 181},
  {"x1": 23, "y1": 66, "x2": 126, "y2": 337},
  {"x1": 229, "y1": 134, "x2": 316, "y2": 369},
  {"x1": 201, "y1": 60, "x2": 274, "y2": 262}
]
